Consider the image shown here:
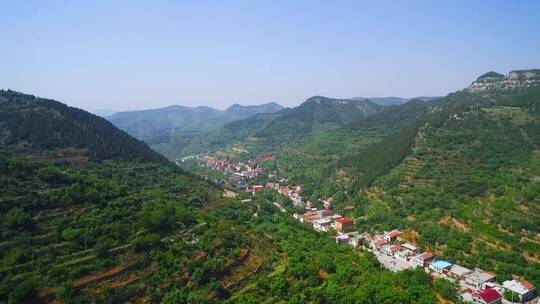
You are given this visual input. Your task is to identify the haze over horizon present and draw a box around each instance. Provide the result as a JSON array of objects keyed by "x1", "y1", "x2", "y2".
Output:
[{"x1": 1, "y1": 0, "x2": 539, "y2": 112}]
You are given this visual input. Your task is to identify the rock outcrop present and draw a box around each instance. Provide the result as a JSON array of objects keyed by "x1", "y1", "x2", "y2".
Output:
[{"x1": 468, "y1": 69, "x2": 540, "y2": 93}]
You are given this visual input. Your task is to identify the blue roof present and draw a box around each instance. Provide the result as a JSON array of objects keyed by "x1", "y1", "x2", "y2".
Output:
[{"x1": 432, "y1": 260, "x2": 452, "y2": 269}]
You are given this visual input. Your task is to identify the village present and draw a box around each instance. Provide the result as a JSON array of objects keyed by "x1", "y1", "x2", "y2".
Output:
[{"x1": 183, "y1": 154, "x2": 538, "y2": 304}]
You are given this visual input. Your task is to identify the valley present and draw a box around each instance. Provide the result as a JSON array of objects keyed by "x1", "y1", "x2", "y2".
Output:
[{"x1": 133, "y1": 70, "x2": 540, "y2": 303}]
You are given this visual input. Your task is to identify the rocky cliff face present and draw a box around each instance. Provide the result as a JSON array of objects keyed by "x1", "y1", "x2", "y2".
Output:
[{"x1": 468, "y1": 69, "x2": 540, "y2": 93}]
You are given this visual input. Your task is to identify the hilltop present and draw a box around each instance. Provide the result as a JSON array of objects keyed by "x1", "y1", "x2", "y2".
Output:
[{"x1": 468, "y1": 69, "x2": 540, "y2": 93}]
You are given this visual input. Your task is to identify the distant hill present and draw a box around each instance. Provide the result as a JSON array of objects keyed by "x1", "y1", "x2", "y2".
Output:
[
  {"x1": 0, "y1": 90, "x2": 167, "y2": 163},
  {"x1": 278, "y1": 96, "x2": 380, "y2": 123},
  {"x1": 351, "y1": 96, "x2": 442, "y2": 106},
  {"x1": 107, "y1": 102, "x2": 283, "y2": 140},
  {"x1": 151, "y1": 96, "x2": 383, "y2": 158},
  {"x1": 225, "y1": 102, "x2": 284, "y2": 116}
]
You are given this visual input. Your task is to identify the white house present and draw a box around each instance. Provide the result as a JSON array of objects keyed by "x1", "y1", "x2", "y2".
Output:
[{"x1": 502, "y1": 279, "x2": 536, "y2": 303}]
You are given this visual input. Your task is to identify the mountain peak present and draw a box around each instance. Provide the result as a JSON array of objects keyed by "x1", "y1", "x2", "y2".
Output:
[
  {"x1": 476, "y1": 71, "x2": 504, "y2": 81},
  {"x1": 468, "y1": 69, "x2": 540, "y2": 93}
]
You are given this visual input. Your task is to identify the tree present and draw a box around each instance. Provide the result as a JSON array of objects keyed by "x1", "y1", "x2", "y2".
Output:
[
  {"x1": 3, "y1": 208, "x2": 33, "y2": 230},
  {"x1": 57, "y1": 280, "x2": 77, "y2": 302},
  {"x1": 8, "y1": 278, "x2": 38, "y2": 304}
]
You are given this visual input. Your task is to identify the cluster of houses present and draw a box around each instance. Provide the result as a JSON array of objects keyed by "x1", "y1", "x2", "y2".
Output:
[
  {"x1": 201, "y1": 157, "x2": 265, "y2": 182},
  {"x1": 356, "y1": 230, "x2": 536, "y2": 303},
  {"x1": 291, "y1": 207, "x2": 537, "y2": 304}
]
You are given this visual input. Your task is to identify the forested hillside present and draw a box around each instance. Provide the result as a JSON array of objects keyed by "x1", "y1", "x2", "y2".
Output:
[
  {"x1": 0, "y1": 91, "x2": 447, "y2": 303},
  {"x1": 0, "y1": 90, "x2": 168, "y2": 164},
  {"x1": 290, "y1": 86, "x2": 540, "y2": 287}
]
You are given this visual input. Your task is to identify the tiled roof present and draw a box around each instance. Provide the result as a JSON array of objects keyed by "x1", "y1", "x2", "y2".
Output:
[{"x1": 476, "y1": 288, "x2": 501, "y2": 303}]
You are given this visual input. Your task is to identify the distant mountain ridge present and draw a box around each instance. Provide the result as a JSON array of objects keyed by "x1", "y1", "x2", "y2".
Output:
[
  {"x1": 107, "y1": 102, "x2": 284, "y2": 140},
  {"x1": 351, "y1": 96, "x2": 442, "y2": 105},
  {"x1": 278, "y1": 96, "x2": 381, "y2": 123}
]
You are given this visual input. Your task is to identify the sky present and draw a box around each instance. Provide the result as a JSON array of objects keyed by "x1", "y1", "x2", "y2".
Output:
[{"x1": 1, "y1": 1, "x2": 539, "y2": 113}]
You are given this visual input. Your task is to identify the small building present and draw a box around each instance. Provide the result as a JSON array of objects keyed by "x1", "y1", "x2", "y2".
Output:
[
  {"x1": 383, "y1": 229, "x2": 401, "y2": 242},
  {"x1": 370, "y1": 239, "x2": 388, "y2": 251},
  {"x1": 335, "y1": 234, "x2": 350, "y2": 244},
  {"x1": 349, "y1": 233, "x2": 366, "y2": 248},
  {"x1": 302, "y1": 214, "x2": 320, "y2": 223},
  {"x1": 473, "y1": 288, "x2": 502, "y2": 304},
  {"x1": 401, "y1": 243, "x2": 417, "y2": 253},
  {"x1": 313, "y1": 219, "x2": 332, "y2": 232},
  {"x1": 231, "y1": 172, "x2": 245, "y2": 181},
  {"x1": 502, "y1": 279, "x2": 536, "y2": 303},
  {"x1": 383, "y1": 244, "x2": 401, "y2": 256},
  {"x1": 448, "y1": 264, "x2": 472, "y2": 281},
  {"x1": 412, "y1": 252, "x2": 434, "y2": 267},
  {"x1": 319, "y1": 209, "x2": 333, "y2": 218},
  {"x1": 429, "y1": 260, "x2": 452, "y2": 274},
  {"x1": 335, "y1": 217, "x2": 354, "y2": 232},
  {"x1": 465, "y1": 268, "x2": 496, "y2": 291},
  {"x1": 253, "y1": 185, "x2": 264, "y2": 192},
  {"x1": 395, "y1": 248, "x2": 414, "y2": 261}
]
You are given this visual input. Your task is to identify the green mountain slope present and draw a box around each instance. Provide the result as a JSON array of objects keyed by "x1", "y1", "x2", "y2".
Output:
[
  {"x1": 293, "y1": 79, "x2": 540, "y2": 287},
  {"x1": 0, "y1": 91, "x2": 445, "y2": 303},
  {"x1": 356, "y1": 87, "x2": 540, "y2": 286},
  {"x1": 0, "y1": 90, "x2": 167, "y2": 164}
]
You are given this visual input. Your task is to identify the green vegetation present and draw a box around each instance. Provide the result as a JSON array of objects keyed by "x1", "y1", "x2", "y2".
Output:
[
  {"x1": 174, "y1": 85, "x2": 540, "y2": 289},
  {"x1": 0, "y1": 91, "x2": 454, "y2": 303}
]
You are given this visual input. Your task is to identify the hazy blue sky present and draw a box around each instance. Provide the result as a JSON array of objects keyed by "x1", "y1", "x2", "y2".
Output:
[{"x1": 1, "y1": 1, "x2": 539, "y2": 112}]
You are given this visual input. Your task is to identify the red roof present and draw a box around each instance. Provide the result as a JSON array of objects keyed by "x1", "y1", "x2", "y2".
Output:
[
  {"x1": 421, "y1": 252, "x2": 434, "y2": 260},
  {"x1": 522, "y1": 280, "x2": 535, "y2": 290},
  {"x1": 373, "y1": 239, "x2": 387, "y2": 247},
  {"x1": 336, "y1": 217, "x2": 353, "y2": 224},
  {"x1": 476, "y1": 288, "x2": 501, "y2": 304},
  {"x1": 387, "y1": 230, "x2": 401, "y2": 238},
  {"x1": 389, "y1": 244, "x2": 401, "y2": 252}
]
